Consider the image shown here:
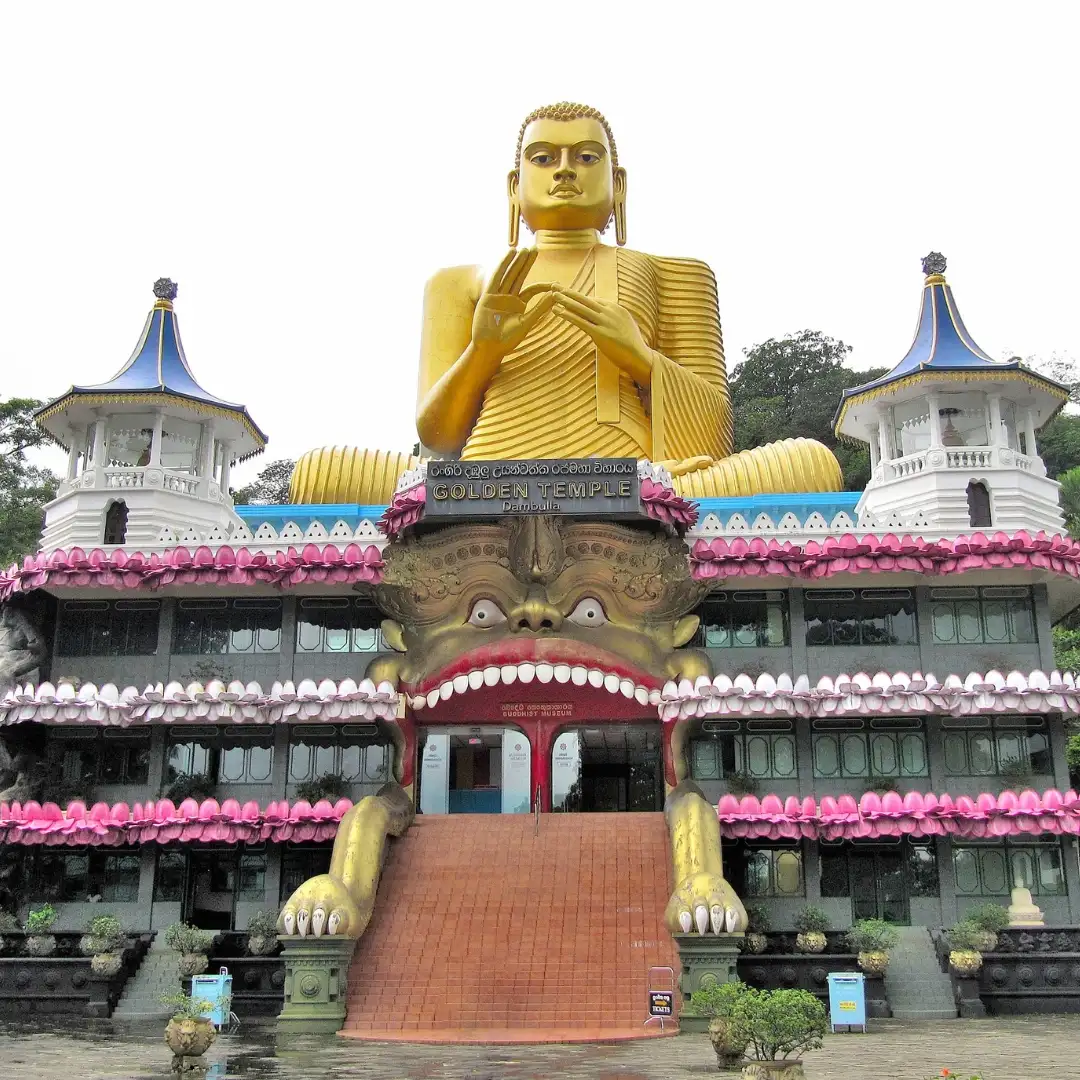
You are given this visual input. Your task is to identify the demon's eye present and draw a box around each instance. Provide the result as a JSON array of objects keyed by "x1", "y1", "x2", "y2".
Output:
[
  {"x1": 567, "y1": 597, "x2": 607, "y2": 627},
  {"x1": 468, "y1": 599, "x2": 507, "y2": 627}
]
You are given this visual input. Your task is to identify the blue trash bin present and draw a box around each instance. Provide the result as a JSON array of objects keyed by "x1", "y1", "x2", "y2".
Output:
[
  {"x1": 191, "y1": 968, "x2": 233, "y2": 1028},
  {"x1": 826, "y1": 971, "x2": 866, "y2": 1032}
]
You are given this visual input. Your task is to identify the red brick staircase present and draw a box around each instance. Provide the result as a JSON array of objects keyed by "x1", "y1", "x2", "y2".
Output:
[{"x1": 340, "y1": 812, "x2": 679, "y2": 1043}]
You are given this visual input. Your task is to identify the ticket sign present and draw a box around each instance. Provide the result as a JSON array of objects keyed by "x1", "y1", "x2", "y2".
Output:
[
  {"x1": 649, "y1": 990, "x2": 674, "y2": 1017},
  {"x1": 425, "y1": 458, "x2": 640, "y2": 518}
]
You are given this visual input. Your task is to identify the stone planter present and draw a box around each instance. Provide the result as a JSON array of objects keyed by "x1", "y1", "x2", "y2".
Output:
[
  {"x1": 743, "y1": 933, "x2": 768, "y2": 954},
  {"x1": 164, "y1": 1015, "x2": 216, "y2": 1061},
  {"x1": 795, "y1": 932, "x2": 826, "y2": 954},
  {"x1": 741, "y1": 1062, "x2": 805, "y2": 1080},
  {"x1": 90, "y1": 953, "x2": 123, "y2": 978},
  {"x1": 25, "y1": 935, "x2": 56, "y2": 957},
  {"x1": 277, "y1": 935, "x2": 358, "y2": 1034},
  {"x1": 857, "y1": 950, "x2": 889, "y2": 975},
  {"x1": 177, "y1": 953, "x2": 208, "y2": 978},
  {"x1": 708, "y1": 1017, "x2": 746, "y2": 1071},
  {"x1": 950, "y1": 949, "x2": 983, "y2": 977}
]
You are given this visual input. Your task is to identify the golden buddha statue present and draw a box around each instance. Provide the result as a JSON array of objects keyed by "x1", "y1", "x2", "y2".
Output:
[{"x1": 290, "y1": 102, "x2": 841, "y2": 504}]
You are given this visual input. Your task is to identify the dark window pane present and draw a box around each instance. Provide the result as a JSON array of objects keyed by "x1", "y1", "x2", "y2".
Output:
[
  {"x1": 280, "y1": 847, "x2": 333, "y2": 901},
  {"x1": 100, "y1": 853, "x2": 141, "y2": 902},
  {"x1": 154, "y1": 851, "x2": 186, "y2": 901},
  {"x1": 237, "y1": 854, "x2": 267, "y2": 900},
  {"x1": 820, "y1": 850, "x2": 850, "y2": 897}
]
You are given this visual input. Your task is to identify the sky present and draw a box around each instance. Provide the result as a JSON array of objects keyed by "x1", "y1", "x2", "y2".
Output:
[{"x1": 2, "y1": 2, "x2": 1077, "y2": 485}]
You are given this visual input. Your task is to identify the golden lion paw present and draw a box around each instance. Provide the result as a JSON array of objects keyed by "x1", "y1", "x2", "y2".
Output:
[
  {"x1": 665, "y1": 871, "x2": 747, "y2": 935},
  {"x1": 278, "y1": 874, "x2": 362, "y2": 938}
]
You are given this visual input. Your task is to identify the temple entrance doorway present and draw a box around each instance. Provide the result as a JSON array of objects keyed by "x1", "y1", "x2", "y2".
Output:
[
  {"x1": 551, "y1": 723, "x2": 663, "y2": 812},
  {"x1": 183, "y1": 850, "x2": 237, "y2": 930},
  {"x1": 849, "y1": 848, "x2": 910, "y2": 924},
  {"x1": 417, "y1": 726, "x2": 532, "y2": 815}
]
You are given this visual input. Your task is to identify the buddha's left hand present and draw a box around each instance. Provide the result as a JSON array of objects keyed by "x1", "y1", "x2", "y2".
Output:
[{"x1": 551, "y1": 286, "x2": 653, "y2": 384}]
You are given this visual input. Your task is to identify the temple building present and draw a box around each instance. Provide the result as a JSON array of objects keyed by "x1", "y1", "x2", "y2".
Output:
[{"x1": 3, "y1": 107, "x2": 1080, "y2": 1037}]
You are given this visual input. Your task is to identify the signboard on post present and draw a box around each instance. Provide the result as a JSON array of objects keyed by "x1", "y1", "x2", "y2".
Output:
[
  {"x1": 649, "y1": 990, "x2": 674, "y2": 1017},
  {"x1": 425, "y1": 458, "x2": 640, "y2": 519}
]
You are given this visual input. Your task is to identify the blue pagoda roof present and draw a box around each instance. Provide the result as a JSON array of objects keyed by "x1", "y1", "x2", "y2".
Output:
[
  {"x1": 36, "y1": 279, "x2": 267, "y2": 453},
  {"x1": 835, "y1": 254, "x2": 1068, "y2": 436}
]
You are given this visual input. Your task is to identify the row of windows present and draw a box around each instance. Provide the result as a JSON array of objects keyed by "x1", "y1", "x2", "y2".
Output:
[
  {"x1": 48, "y1": 727, "x2": 391, "y2": 788},
  {"x1": 698, "y1": 587, "x2": 1036, "y2": 649},
  {"x1": 736, "y1": 840, "x2": 1066, "y2": 899},
  {"x1": 688, "y1": 717, "x2": 1050, "y2": 782},
  {"x1": 55, "y1": 588, "x2": 1039, "y2": 658},
  {"x1": 55, "y1": 598, "x2": 385, "y2": 658},
  {"x1": 22, "y1": 848, "x2": 142, "y2": 903}
]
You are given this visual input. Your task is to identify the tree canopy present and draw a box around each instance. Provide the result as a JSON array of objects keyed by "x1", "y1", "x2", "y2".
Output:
[
  {"x1": 0, "y1": 398, "x2": 59, "y2": 568},
  {"x1": 232, "y1": 458, "x2": 296, "y2": 505},
  {"x1": 729, "y1": 330, "x2": 888, "y2": 490}
]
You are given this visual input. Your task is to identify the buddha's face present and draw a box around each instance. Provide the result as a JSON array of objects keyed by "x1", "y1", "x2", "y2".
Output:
[{"x1": 515, "y1": 116, "x2": 623, "y2": 234}]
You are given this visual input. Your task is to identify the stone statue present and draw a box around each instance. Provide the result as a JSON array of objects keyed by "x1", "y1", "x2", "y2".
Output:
[
  {"x1": 0, "y1": 602, "x2": 48, "y2": 804},
  {"x1": 279, "y1": 517, "x2": 743, "y2": 941},
  {"x1": 289, "y1": 102, "x2": 842, "y2": 504}
]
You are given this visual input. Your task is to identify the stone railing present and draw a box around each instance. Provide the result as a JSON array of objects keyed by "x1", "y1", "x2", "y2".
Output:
[
  {"x1": 946, "y1": 447, "x2": 993, "y2": 469},
  {"x1": 102, "y1": 467, "x2": 199, "y2": 495}
]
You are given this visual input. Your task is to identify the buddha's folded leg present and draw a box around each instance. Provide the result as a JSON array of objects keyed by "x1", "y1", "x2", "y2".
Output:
[
  {"x1": 289, "y1": 448, "x2": 423, "y2": 505},
  {"x1": 670, "y1": 437, "x2": 843, "y2": 499}
]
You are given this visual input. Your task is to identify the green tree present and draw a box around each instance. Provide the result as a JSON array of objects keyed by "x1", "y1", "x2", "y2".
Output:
[
  {"x1": 729, "y1": 330, "x2": 888, "y2": 490},
  {"x1": 232, "y1": 458, "x2": 296, "y2": 505},
  {"x1": 1, "y1": 398, "x2": 59, "y2": 568},
  {"x1": 1058, "y1": 466, "x2": 1080, "y2": 539},
  {"x1": 1036, "y1": 413, "x2": 1080, "y2": 480}
]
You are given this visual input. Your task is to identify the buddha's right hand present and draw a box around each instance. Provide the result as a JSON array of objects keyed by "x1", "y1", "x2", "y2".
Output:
[{"x1": 470, "y1": 248, "x2": 556, "y2": 360}]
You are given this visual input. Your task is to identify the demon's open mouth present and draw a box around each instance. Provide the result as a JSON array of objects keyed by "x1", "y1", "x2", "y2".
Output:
[{"x1": 404, "y1": 637, "x2": 663, "y2": 711}]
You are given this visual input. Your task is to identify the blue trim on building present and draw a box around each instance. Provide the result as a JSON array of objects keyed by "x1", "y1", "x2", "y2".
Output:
[{"x1": 235, "y1": 503, "x2": 388, "y2": 530}]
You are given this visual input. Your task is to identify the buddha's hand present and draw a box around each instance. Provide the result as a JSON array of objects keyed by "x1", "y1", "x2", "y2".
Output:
[
  {"x1": 551, "y1": 286, "x2": 654, "y2": 384},
  {"x1": 471, "y1": 248, "x2": 557, "y2": 360},
  {"x1": 278, "y1": 874, "x2": 364, "y2": 939}
]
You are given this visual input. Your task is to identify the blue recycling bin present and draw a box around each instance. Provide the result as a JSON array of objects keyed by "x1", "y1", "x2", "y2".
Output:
[
  {"x1": 191, "y1": 969, "x2": 232, "y2": 1028},
  {"x1": 826, "y1": 971, "x2": 866, "y2": 1032}
]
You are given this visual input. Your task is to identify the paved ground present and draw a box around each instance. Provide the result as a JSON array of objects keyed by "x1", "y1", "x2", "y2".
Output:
[{"x1": 0, "y1": 1015, "x2": 1070, "y2": 1079}]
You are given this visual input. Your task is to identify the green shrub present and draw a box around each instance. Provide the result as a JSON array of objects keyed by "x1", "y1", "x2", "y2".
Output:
[
  {"x1": 965, "y1": 902, "x2": 1010, "y2": 934},
  {"x1": 159, "y1": 990, "x2": 214, "y2": 1021},
  {"x1": 744, "y1": 903, "x2": 771, "y2": 934},
  {"x1": 163, "y1": 773, "x2": 216, "y2": 804},
  {"x1": 793, "y1": 905, "x2": 831, "y2": 934},
  {"x1": 84, "y1": 914, "x2": 125, "y2": 953},
  {"x1": 24, "y1": 904, "x2": 57, "y2": 934},
  {"x1": 689, "y1": 979, "x2": 749, "y2": 1018},
  {"x1": 163, "y1": 922, "x2": 215, "y2": 955},
  {"x1": 293, "y1": 772, "x2": 350, "y2": 804},
  {"x1": 845, "y1": 919, "x2": 899, "y2": 953},
  {"x1": 729, "y1": 987, "x2": 827, "y2": 1060},
  {"x1": 946, "y1": 920, "x2": 983, "y2": 951},
  {"x1": 246, "y1": 909, "x2": 279, "y2": 938},
  {"x1": 0, "y1": 911, "x2": 20, "y2": 933}
]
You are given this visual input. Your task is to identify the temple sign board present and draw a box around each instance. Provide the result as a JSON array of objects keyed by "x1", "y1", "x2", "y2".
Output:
[{"x1": 425, "y1": 458, "x2": 640, "y2": 518}]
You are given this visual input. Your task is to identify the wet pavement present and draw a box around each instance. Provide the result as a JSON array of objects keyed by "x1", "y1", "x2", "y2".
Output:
[{"x1": 0, "y1": 1015, "x2": 1070, "y2": 1079}]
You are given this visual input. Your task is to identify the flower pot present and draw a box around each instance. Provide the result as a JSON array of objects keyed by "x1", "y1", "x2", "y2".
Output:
[
  {"x1": 80, "y1": 934, "x2": 105, "y2": 957},
  {"x1": 708, "y1": 1017, "x2": 747, "y2": 1071},
  {"x1": 857, "y1": 950, "x2": 889, "y2": 975},
  {"x1": 949, "y1": 949, "x2": 983, "y2": 976},
  {"x1": 164, "y1": 1016, "x2": 216, "y2": 1059},
  {"x1": 177, "y1": 952, "x2": 209, "y2": 977},
  {"x1": 743, "y1": 932, "x2": 768, "y2": 954},
  {"x1": 26, "y1": 934, "x2": 56, "y2": 957},
  {"x1": 970, "y1": 930, "x2": 998, "y2": 952},
  {"x1": 741, "y1": 1062, "x2": 806, "y2": 1080},
  {"x1": 795, "y1": 931, "x2": 826, "y2": 954},
  {"x1": 247, "y1": 934, "x2": 277, "y2": 956},
  {"x1": 91, "y1": 952, "x2": 124, "y2": 977}
]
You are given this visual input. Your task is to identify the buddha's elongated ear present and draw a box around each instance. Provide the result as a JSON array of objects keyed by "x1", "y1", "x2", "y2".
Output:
[
  {"x1": 506, "y1": 169, "x2": 521, "y2": 247},
  {"x1": 613, "y1": 166, "x2": 627, "y2": 246}
]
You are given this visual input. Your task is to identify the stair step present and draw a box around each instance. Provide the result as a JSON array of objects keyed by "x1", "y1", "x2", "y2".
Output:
[{"x1": 341, "y1": 813, "x2": 676, "y2": 1039}]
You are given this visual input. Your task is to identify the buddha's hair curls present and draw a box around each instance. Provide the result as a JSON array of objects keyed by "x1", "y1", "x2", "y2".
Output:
[{"x1": 514, "y1": 102, "x2": 618, "y2": 168}]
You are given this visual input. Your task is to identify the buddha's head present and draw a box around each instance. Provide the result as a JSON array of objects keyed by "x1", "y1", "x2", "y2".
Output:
[{"x1": 509, "y1": 102, "x2": 627, "y2": 245}]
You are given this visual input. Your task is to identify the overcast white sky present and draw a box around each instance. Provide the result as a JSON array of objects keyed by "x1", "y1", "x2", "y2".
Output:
[{"x1": 2, "y1": 3, "x2": 1077, "y2": 484}]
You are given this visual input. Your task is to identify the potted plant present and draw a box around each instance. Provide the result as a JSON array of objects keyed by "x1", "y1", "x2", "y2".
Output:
[
  {"x1": 725, "y1": 771, "x2": 761, "y2": 797},
  {"x1": 24, "y1": 903, "x2": 58, "y2": 956},
  {"x1": 80, "y1": 913, "x2": 128, "y2": 977},
  {"x1": 845, "y1": 918, "x2": 899, "y2": 975},
  {"x1": 245, "y1": 909, "x2": 280, "y2": 956},
  {"x1": 294, "y1": 772, "x2": 350, "y2": 805},
  {"x1": 690, "y1": 980, "x2": 751, "y2": 1071},
  {"x1": 793, "y1": 906, "x2": 830, "y2": 954},
  {"x1": 946, "y1": 920, "x2": 984, "y2": 976},
  {"x1": 164, "y1": 921, "x2": 216, "y2": 978},
  {"x1": 743, "y1": 904, "x2": 770, "y2": 955},
  {"x1": 729, "y1": 986, "x2": 827, "y2": 1079},
  {"x1": 160, "y1": 989, "x2": 216, "y2": 1063},
  {"x1": 0, "y1": 909, "x2": 19, "y2": 954},
  {"x1": 997, "y1": 755, "x2": 1034, "y2": 791},
  {"x1": 964, "y1": 901, "x2": 1009, "y2": 952},
  {"x1": 162, "y1": 772, "x2": 217, "y2": 804}
]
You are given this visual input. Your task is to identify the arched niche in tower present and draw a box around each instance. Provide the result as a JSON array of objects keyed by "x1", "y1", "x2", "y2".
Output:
[
  {"x1": 104, "y1": 500, "x2": 129, "y2": 545},
  {"x1": 966, "y1": 481, "x2": 992, "y2": 529}
]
